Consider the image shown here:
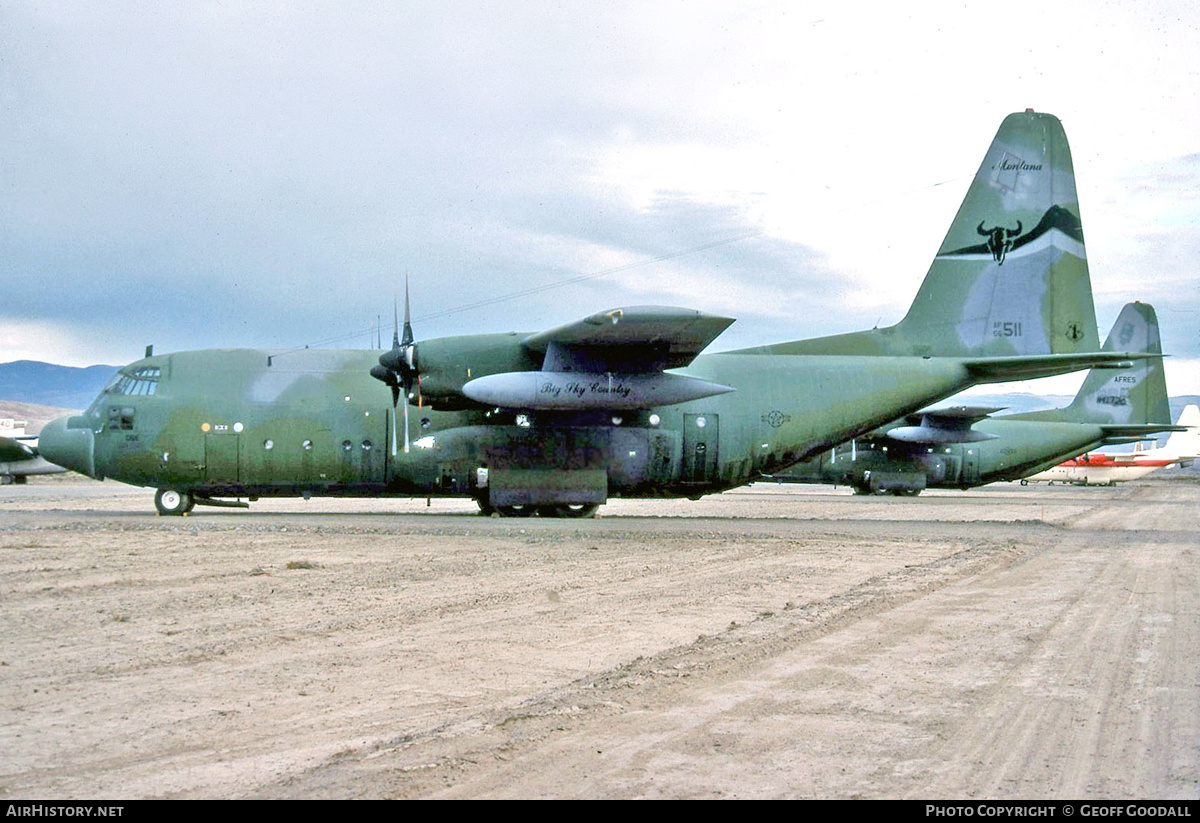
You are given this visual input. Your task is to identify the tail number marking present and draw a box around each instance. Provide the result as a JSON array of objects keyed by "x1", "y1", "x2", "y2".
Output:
[{"x1": 992, "y1": 321, "x2": 1023, "y2": 338}]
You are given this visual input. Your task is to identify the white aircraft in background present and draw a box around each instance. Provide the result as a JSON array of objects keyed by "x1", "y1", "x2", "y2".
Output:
[{"x1": 1024, "y1": 404, "x2": 1200, "y2": 486}]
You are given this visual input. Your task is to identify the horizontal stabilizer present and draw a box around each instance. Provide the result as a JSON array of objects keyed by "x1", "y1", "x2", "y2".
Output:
[
  {"x1": 1099, "y1": 423, "x2": 1187, "y2": 441},
  {"x1": 963, "y1": 352, "x2": 1149, "y2": 384}
]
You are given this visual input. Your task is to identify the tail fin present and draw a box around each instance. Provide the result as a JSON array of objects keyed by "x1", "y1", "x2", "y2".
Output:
[
  {"x1": 1011, "y1": 302, "x2": 1169, "y2": 425},
  {"x1": 772, "y1": 111, "x2": 1099, "y2": 357},
  {"x1": 1163, "y1": 405, "x2": 1200, "y2": 460}
]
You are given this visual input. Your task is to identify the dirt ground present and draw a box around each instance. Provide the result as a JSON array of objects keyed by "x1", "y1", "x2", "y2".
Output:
[{"x1": 1, "y1": 476, "x2": 1196, "y2": 799}]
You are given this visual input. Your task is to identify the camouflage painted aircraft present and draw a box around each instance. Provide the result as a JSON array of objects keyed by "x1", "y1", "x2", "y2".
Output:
[
  {"x1": 39, "y1": 110, "x2": 1143, "y2": 516},
  {"x1": 767, "y1": 302, "x2": 1179, "y2": 495},
  {"x1": 0, "y1": 420, "x2": 66, "y2": 484}
]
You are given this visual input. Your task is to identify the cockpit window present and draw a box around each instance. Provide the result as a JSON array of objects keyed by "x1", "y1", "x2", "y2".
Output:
[{"x1": 108, "y1": 366, "x2": 160, "y2": 396}]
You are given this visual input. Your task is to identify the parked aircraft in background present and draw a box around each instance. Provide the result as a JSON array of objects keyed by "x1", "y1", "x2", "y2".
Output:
[
  {"x1": 39, "y1": 110, "x2": 1141, "y2": 516},
  {"x1": 767, "y1": 302, "x2": 1179, "y2": 495},
  {"x1": 1023, "y1": 404, "x2": 1200, "y2": 486},
  {"x1": 0, "y1": 419, "x2": 66, "y2": 484}
]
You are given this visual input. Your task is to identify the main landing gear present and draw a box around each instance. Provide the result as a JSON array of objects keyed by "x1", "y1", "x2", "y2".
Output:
[{"x1": 476, "y1": 500, "x2": 599, "y2": 518}]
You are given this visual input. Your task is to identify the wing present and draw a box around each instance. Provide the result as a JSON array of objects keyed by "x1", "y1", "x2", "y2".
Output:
[
  {"x1": 887, "y1": 406, "x2": 1006, "y2": 444},
  {"x1": 522, "y1": 306, "x2": 735, "y2": 371},
  {"x1": 0, "y1": 434, "x2": 68, "y2": 479},
  {"x1": 0, "y1": 435, "x2": 39, "y2": 463},
  {"x1": 464, "y1": 306, "x2": 737, "y2": 411}
]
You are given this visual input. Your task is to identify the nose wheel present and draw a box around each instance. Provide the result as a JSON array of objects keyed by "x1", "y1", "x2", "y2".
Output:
[{"x1": 155, "y1": 488, "x2": 195, "y2": 516}]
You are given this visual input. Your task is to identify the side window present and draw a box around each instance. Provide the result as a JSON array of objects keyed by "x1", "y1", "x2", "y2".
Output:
[{"x1": 107, "y1": 406, "x2": 136, "y2": 431}]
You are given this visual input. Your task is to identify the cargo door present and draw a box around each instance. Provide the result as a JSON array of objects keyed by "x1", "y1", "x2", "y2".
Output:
[
  {"x1": 962, "y1": 448, "x2": 980, "y2": 485},
  {"x1": 681, "y1": 413, "x2": 719, "y2": 484}
]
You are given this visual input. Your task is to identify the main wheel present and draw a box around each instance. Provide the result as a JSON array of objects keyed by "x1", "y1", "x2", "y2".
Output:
[
  {"x1": 535, "y1": 503, "x2": 599, "y2": 518},
  {"x1": 155, "y1": 488, "x2": 195, "y2": 516},
  {"x1": 495, "y1": 504, "x2": 536, "y2": 518},
  {"x1": 546, "y1": 503, "x2": 599, "y2": 518}
]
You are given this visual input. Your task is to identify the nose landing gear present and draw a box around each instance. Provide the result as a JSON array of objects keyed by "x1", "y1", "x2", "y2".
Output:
[{"x1": 154, "y1": 488, "x2": 195, "y2": 516}]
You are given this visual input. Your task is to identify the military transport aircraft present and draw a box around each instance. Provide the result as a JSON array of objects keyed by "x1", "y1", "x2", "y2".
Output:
[
  {"x1": 0, "y1": 420, "x2": 66, "y2": 484},
  {"x1": 39, "y1": 110, "x2": 1145, "y2": 516},
  {"x1": 767, "y1": 302, "x2": 1180, "y2": 495},
  {"x1": 1023, "y1": 404, "x2": 1200, "y2": 486}
]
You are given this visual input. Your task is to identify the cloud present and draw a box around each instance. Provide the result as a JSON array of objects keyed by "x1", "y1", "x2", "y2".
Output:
[{"x1": 2, "y1": 2, "x2": 1199, "y2": 392}]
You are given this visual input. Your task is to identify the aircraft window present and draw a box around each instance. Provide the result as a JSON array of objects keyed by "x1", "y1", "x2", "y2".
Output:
[
  {"x1": 106, "y1": 405, "x2": 135, "y2": 430},
  {"x1": 361, "y1": 440, "x2": 373, "y2": 451},
  {"x1": 264, "y1": 439, "x2": 274, "y2": 450},
  {"x1": 342, "y1": 440, "x2": 353, "y2": 451},
  {"x1": 302, "y1": 439, "x2": 313, "y2": 450},
  {"x1": 109, "y1": 367, "x2": 160, "y2": 397}
]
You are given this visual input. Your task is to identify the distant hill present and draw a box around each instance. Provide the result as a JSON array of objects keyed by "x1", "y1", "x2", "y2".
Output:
[
  {"x1": 0, "y1": 361, "x2": 119, "y2": 410},
  {"x1": 0, "y1": 401, "x2": 81, "y2": 436}
]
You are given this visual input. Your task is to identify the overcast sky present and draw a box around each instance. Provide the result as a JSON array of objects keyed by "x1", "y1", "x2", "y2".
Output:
[{"x1": 3, "y1": 1, "x2": 1198, "y2": 397}]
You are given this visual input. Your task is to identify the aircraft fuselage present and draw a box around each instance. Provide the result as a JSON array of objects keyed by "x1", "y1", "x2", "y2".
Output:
[
  {"x1": 40, "y1": 346, "x2": 983, "y2": 511},
  {"x1": 773, "y1": 420, "x2": 1116, "y2": 494}
]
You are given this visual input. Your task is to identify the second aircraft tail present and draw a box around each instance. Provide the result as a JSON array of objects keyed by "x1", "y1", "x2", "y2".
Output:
[{"x1": 1010, "y1": 302, "x2": 1170, "y2": 427}]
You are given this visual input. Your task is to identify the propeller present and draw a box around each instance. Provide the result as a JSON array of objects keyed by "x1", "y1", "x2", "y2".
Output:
[{"x1": 370, "y1": 279, "x2": 418, "y2": 454}]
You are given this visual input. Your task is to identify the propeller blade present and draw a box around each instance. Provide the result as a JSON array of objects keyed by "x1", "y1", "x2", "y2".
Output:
[
  {"x1": 392, "y1": 295, "x2": 400, "y2": 350},
  {"x1": 402, "y1": 391, "x2": 411, "y2": 453},
  {"x1": 374, "y1": 276, "x2": 418, "y2": 457},
  {"x1": 390, "y1": 401, "x2": 398, "y2": 457},
  {"x1": 402, "y1": 276, "x2": 414, "y2": 348}
]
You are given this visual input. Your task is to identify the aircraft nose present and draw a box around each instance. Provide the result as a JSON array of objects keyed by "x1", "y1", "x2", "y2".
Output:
[{"x1": 37, "y1": 416, "x2": 96, "y2": 478}]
